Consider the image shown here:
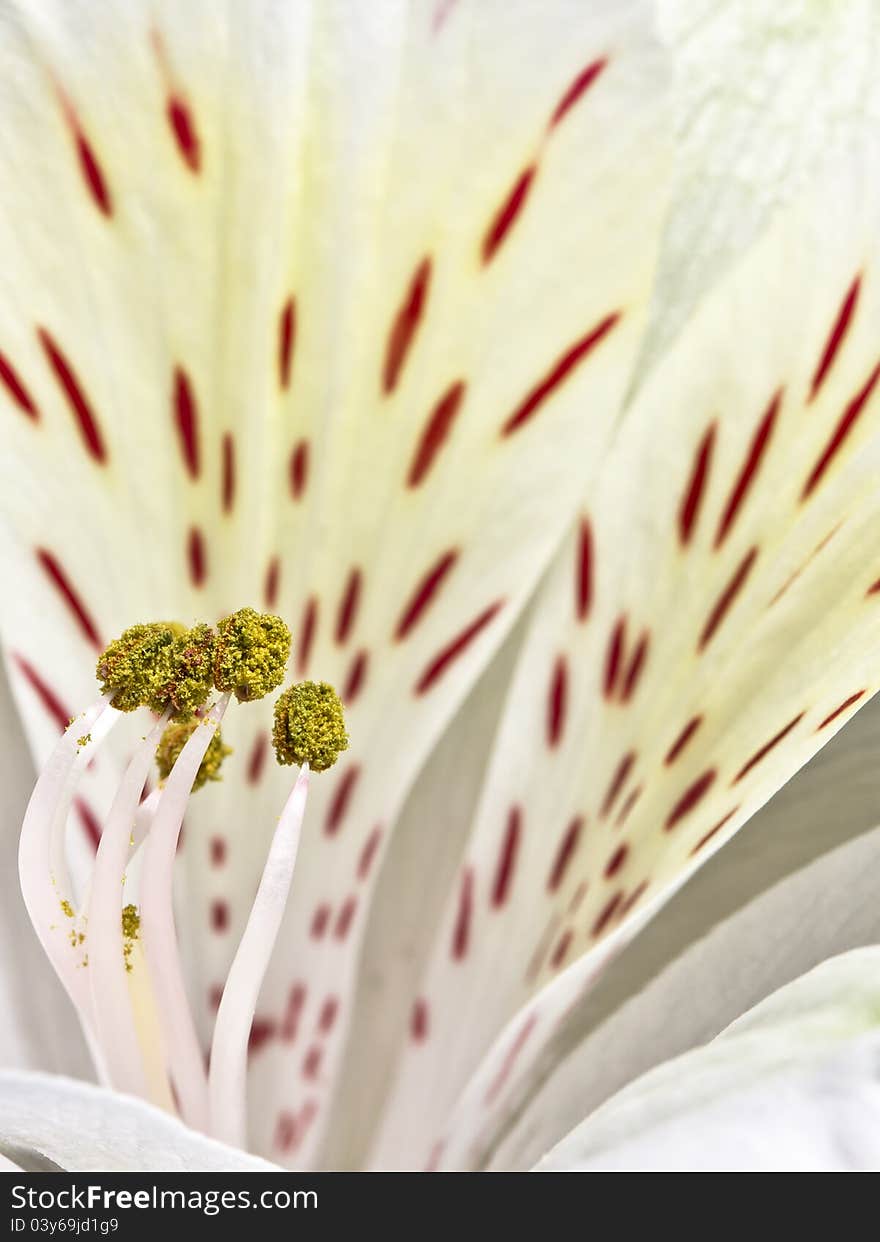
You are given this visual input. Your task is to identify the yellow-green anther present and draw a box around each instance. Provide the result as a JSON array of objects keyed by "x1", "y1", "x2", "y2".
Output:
[
  {"x1": 213, "y1": 607, "x2": 291, "y2": 703},
  {"x1": 122, "y1": 903, "x2": 140, "y2": 973},
  {"x1": 96, "y1": 622, "x2": 183, "y2": 712},
  {"x1": 155, "y1": 719, "x2": 232, "y2": 792},
  {"x1": 272, "y1": 680, "x2": 349, "y2": 772},
  {"x1": 153, "y1": 622, "x2": 217, "y2": 718}
]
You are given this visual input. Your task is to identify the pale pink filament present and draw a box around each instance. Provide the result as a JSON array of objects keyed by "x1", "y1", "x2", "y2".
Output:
[{"x1": 209, "y1": 762, "x2": 310, "y2": 1148}]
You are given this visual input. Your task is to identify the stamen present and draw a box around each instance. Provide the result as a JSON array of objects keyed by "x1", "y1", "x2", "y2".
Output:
[
  {"x1": 155, "y1": 718, "x2": 232, "y2": 789},
  {"x1": 139, "y1": 695, "x2": 230, "y2": 1132},
  {"x1": 213, "y1": 607, "x2": 291, "y2": 702},
  {"x1": 272, "y1": 680, "x2": 349, "y2": 771}
]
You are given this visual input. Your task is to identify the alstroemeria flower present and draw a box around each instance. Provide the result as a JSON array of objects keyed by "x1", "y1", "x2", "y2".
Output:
[{"x1": 2, "y1": 0, "x2": 880, "y2": 1173}]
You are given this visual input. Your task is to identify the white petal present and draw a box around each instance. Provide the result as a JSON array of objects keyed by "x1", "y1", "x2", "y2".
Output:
[
  {"x1": 534, "y1": 948, "x2": 880, "y2": 1171},
  {"x1": 0, "y1": 1071, "x2": 279, "y2": 1172}
]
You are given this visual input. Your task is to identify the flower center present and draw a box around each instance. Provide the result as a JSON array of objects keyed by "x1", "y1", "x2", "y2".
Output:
[{"x1": 17, "y1": 608, "x2": 348, "y2": 1150}]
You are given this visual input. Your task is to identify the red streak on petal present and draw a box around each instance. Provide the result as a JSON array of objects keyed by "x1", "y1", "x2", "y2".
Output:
[
  {"x1": 75, "y1": 798, "x2": 102, "y2": 850},
  {"x1": 172, "y1": 367, "x2": 200, "y2": 479},
  {"x1": 678, "y1": 422, "x2": 716, "y2": 545},
  {"x1": 801, "y1": 361, "x2": 880, "y2": 499},
  {"x1": 38, "y1": 329, "x2": 107, "y2": 462},
  {"x1": 395, "y1": 548, "x2": 459, "y2": 641},
  {"x1": 615, "y1": 785, "x2": 642, "y2": 829},
  {"x1": 67, "y1": 110, "x2": 113, "y2": 216},
  {"x1": 278, "y1": 296, "x2": 296, "y2": 390},
  {"x1": 301, "y1": 1046, "x2": 322, "y2": 1080},
  {"x1": 187, "y1": 526, "x2": 207, "y2": 587},
  {"x1": 690, "y1": 807, "x2": 739, "y2": 856},
  {"x1": 383, "y1": 256, "x2": 431, "y2": 394},
  {"x1": 310, "y1": 905, "x2": 330, "y2": 941},
  {"x1": 491, "y1": 807, "x2": 522, "y2": 908},
  {"x1": 732, "y1": 713, "x2": 804, "y2": 784},
  {"x1": 210, "y1": 837, "x2": 226, "y2": 867},
  {"x1": 357, "y1": 825, "x2": 382, "y2": 881},
  {"x1": 817, "y1": 691, "x2": 866, "y2": 731},
  {"x1": 600, "y1": 751, "x2": 635, "y2": 819},
  {"x1": 550, "y1": 929, "x2": 573, "y2": 970},
  {"x1": 451, "y1": 867, "x2": 474, "y2": 961},
  {"x1": 281, "y1": 982, "x2": 306, "y2": 1042},
  {"x1": 413, "y1": 600, "x2": 503, "y2": 695},
  {"x1": 590, "y1": 891, "x2": 623, "y2": 939},
  {"x1": 297, "y1": 596, "x2": 318, "y2": 674},
  {"x1": 548, "y1": 57, "x2": 608, "y2": 129},
  {"x1": 335, "y1": 567, "x2": 362, "y2": 645},
  {"x1": 248, "y1": 1018, "x2": 276, "y2": 1055},
  {"x1": 546, "y1": 655, "x2": 567, "y2": 748},
  {"x1": 407, "y1": 380, "x2": 466, "y2": 487},
  {"x1": 36, "y1": 548, "x2": 101, "y2": 648},
  {"x1": 247, "y1": 732, "x2": 268, "y2": 785},
  {"x1": 501, "y1": 314, "x2": 620, "y2": 437},
  {"x1": 211, "y1": 900, "x2": 229, "y2": 932},
  {"x1": 221, "y1": 432, "x2": 235, "y2": 512},
  {"x1": 618, "y1": 879, "x2": 649, "y2": 920},
  {"x1": 664, "y1": 715, "x2": 703, "y2": 765},
  {"x1": 411, "y1": 998, "x2": 429, "y2": 1042},
  {"x1": 167, "y1": 95, "x2": 201, "y2": 172},
  {"x1": 318, "y1": 996, "x2": 338, "y2": 1034},
  {"x1": 547, "y1": 816, "x2": 583, "y2": 892},
  {"x1": 13, "y1": 654, "x2": 71, "y2": 733},
  {"x1": 343, "y1": 649, "x2": 369, "y2": 705},
  {"x1": 809, "y1": 275, "x2": 861, "y2": 402},
  {"x1": 603, "y1": 615, "x2": 627, "y2": 699},
  {"x1": 575, "y1": 517, "x2": 593, "y2": 622},
  {"x1": 621, "y1": 630, "x2": 649, "y2": 703},
  {"x1": 482, "y1": 164, "x2": 537, "y2": 265},
  {"x1": 325, "y1": 764, "x2": 360, "y2": 836},
  {"x1": 0, "y1": 352, "x2": 39, "y2": 420},
  {"x1": 484, "y1": 1012, "x2": 538, "y2": 1106},
  {"x1": 263, "y1": 557, "x2": 280, "y2": 609},
  {"x1": 290, "y1": 439, "x2": 309, "y2": 500},
  {"x1": 603, "y1": 843, "x2": 629, "y2": 879},
  {"x1": 333, "y1": 895, "x2": 357, "y2": 940},
  {"x1": 698, "y1": 546, "x2": 758, "y2": 652},
  {"x1": 715, "y1": 390, "x2": 782, "y2": 547},
  {"x1": 665, "y1": 769, "x2": 717, "y2": 831}
]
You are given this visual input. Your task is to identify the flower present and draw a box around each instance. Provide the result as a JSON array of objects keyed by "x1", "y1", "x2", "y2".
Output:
[{"x1": 2, "y1": 0, "x2": 880, "y2": 1174}]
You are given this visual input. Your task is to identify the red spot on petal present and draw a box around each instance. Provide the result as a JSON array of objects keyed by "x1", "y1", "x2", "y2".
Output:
[
  {"x1": 264, "y1": 557, "x2": 280, "y2": 609},
  {"x1": 167, "y1": 95, "x2": 201, "y2": 172},
  {"x1": 451, "y1": 867, "x2": 474, "y2": 960},
  {"x1": 395, "y1": 548, "x2": 459, "y2": 641},
  {"x1": 665, "y1": 769, "x2": 716, "y2": 831},
  {"x1": 618, "y1": 879, "x2": 649, "y2": 920},
  {"x1": 664, "y1": 715, "x2": 703, "y2": 765},
  {"x1": 318, "y1": 996, "x2": 338, "y2": 1034},
  {"x1": 62, "y1": 101, "x2": 112, "y2": 216},
  {"x1": 383, "y1": 256, "x2": 431, "y2": 395},
  {"x1": 576, "y1": 517, "x2": 593, "y2": 622},
  {"x1": 414, "y1": 601, "x2": 504, "y2": 695},
  {"x1": 698, "y1": 546, "x2": 758, "y2": 651},
  {"x1": 301, "y1": 1046, "x2": 321, "y2": 1079},
  {"x1": 621, "y1": 630, "x2": 649, "y2": 703},
  {"x1": 221, "y1": 432, "x2": 235, "y2": 513},
  {"x1": 325, "y1": 764, "x2": 360, "y2": 836},
  {"x1": 547, "y1": 655, "x2": 567, "y2": 748},
  {"x1": 297, "y1": 596, "x2": 318, "y2": 674},
  {"x1": 548, "y1": 57, "x2": 608, "y2": 129},
  {"x1": 603, "y1": 615, "x2": 627, "y2": 699},
  {"x1": 248, "y1": 1018, "x2": 276, "y2": 1056},
  {"x1": 0, "y1": 352, "x2": 39, "y2": 420},
  {"x1": 817, "y1": 691, "x2": 866, "y2": 730},
  {"x1": 547, "y1": 816, "x2": 583, "y2": 892},
  {"x1": 482, "y1": 164, "x2": 537, "y2": 264},
  {"x1": 591, "y1": 891, "x2": 624, "y2": 939},
  {"x1": 411, "y1": 998, "x2": 429, "y2": 1042},
  {"x1": 690, "y1": 807, "x2": 739, "y2": 856},
  {"x1": 281, "y1": 982, "x2": 306, "y2": 1042},
  {"x1": 37, "y1": 329, "x2": 106, "y2": 463},
  {"x1": 290, "y1": 439, "x2": 309, "y2": 500},
  {"x1": 733, "y1": 713, "x2": 804, "y2": 784},
  {"x1": 550, "y1": 929, "x2": 573, "y2": 970},
  {"x1": 209, "y1": 837, "x2": 226, "y2": 867},
  {"x1": 600, "y1": 751, "x2": 635, "y2": 819},
  {"x1": 172, "y1": 367, "x2": 200, "y2": 479},
  {"x1": 335, "y1": 567, "x2": 362, "y2": 645},
  {"x1": 715, "y1": 390, "x2": 782, "y2": 547},
  {"x1": 603, "y1": 843, "x2": 628, "y2": 879},
  {"x1": 491, "y1": 807, "x2": 522, "y2": 908},
  {"x1": 278, "y1": 296, "x2": 296, "y2": 390},
  {"x1": 343, "y1": 649, "x2": 369, "y2": 705},
  {"x1": 334, "y1": 895, "x2": 357, "y2": 940},
  {"x1": 484, "y1": 1012, "x2": 538, "y2": 1105},
  {"x1": 13, "y1": 654, "x2": 71, "y2": 734},
  {"x1": 407, "y1": 380, "x2": 466, "y2": 488},
  {"x1": 801, "y1": 361, "x2": 880, "y2": 500},
  {"x1": 36, "y1": 548, "x2": 101, "y2": 648},
  {"x1": 357, "y1": 826, "x2": 382, "y2": 881},
  {"x1": 501, "y1": 314, "x2": 620, "y2": 437},
  {"x1": 187, "y1": 526, "x2": 207, "y2": 587},
  {"x1": 75, "y1": 798, "x2": 102, "y2": 850},
  {"x1": 809, "y1": 275, "x2": 861, "y2": 402},
  {"x1": 310, "y1": 905, "x2": 330, "y2": 941},
  {"x1": 679, "y1": 422, "x2": 716, "y2": 546},
  {"x1": 211, "y1": 900, "x2": 229, "y2": 932},
  {"x1": 247, "y1": 733, "x2": 268, "y2": 785},
  {"x1": 615, "y1": 785, "x2": 642, "y2": 829}
]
